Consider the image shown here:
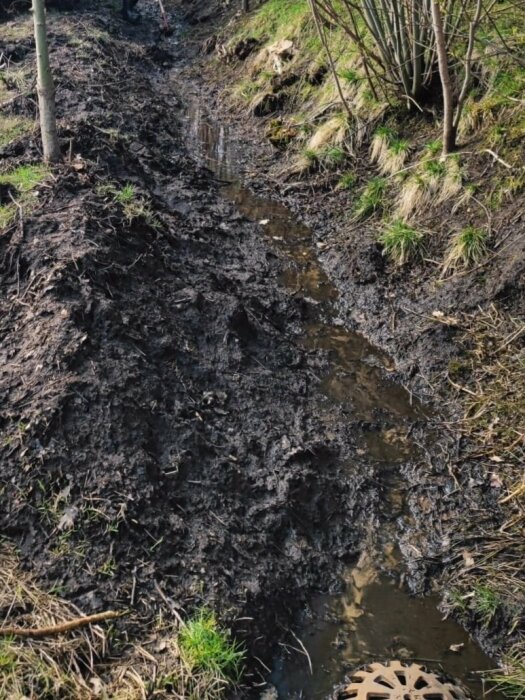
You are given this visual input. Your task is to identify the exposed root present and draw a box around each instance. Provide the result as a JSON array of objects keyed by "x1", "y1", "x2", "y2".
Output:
[{"x1": 0, "y1": 544, "x2": 109, "y2": 698}]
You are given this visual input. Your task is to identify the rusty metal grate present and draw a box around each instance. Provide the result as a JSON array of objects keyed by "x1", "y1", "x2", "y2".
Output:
[{"x1": 340, "y1": 660, "x2": 469, "y2": 700}]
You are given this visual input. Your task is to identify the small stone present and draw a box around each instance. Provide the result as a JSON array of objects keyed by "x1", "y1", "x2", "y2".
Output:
[{"x1": 260, "y1": 686, "x2": 278, "y2": 700}]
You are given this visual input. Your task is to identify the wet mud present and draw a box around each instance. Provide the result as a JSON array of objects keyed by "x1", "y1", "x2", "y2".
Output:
[
  {"x1": 184, "y1": 102, "x2": 500, "y2": 698},
  {"x1": 0, "y1": 2, "x2": 507, "y2": 697}
]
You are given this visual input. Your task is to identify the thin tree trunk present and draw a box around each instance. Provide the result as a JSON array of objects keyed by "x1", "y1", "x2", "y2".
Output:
[
  {"x1": 32, "y1": 0, "x2": 61, "y2": 162},
  {"x1": 309, "y1": 0, "x2": 353, "y2": 119},
  {"x1": 242, "y1": 0, "x2": 249, "y2": 11},
  {"x1": 431, "y1": 0, "x2": 455, "y2": 154},
  {"x1": 453, "y1": 0, "x2": 483, "y2": 131}
]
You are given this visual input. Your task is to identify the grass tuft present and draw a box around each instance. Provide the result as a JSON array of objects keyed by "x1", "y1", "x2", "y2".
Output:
[
  {"x1": 443, "y1": 225, "x2": 488, "y2": 273},
  {"x1": 320, "y1": 144, "x2": 346, "y2": 168},
  {"x1": 354, "y1": 176, "x2": 387, "y2": 219},
  {"x1": 379, "y1": 219, "x2": 424, "y2": 264},
  {"x1": 490, "y1": 643, "x2": 525, "y2": 700},
  {"x1": 337, "y1": 171, "x2": 357, "y2": 190},
  {"x1": 396, "y1": 157, "x2": 462, "y2": 219},
  {"x1": 0, "y1": 115, "x2": 34, "y2": 149},
  {"x1": 471, "y1": 584, "x2": 501, "y2": 628},
  {"x1": 0, "y1": 164, "x2": 50, "y2": 231},
  {"x1": 97, "y1": 181, "x2": 159, "y2": 227},
  {"x1": 114, "y1": 183, "x2": 137, "y2": 204},
  {"x1": 424, "y1": 140, "x2": 442, "y2": 156},
  {"x1": 0, "y1": 164, "x2": 49, "y2": 192},
  {"x1": 370, "y1": 127, "x2": 410, "y2": 174},
  {"x1": 179, "y1": 609, "x2": 245, "y2": 684}
]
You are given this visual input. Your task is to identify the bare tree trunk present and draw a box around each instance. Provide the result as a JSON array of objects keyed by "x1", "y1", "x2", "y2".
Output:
[
  {"x1": 453, "y1": 0, "x2": 483, "y2": 133},
  {"x1": 242, "y1": 0, "x2": 249, "y2": 11},
  {"x1": 32, "y1": 0, "x2": 61, "y2": 162},
  {"x1": 309, "y1": 0, "x2": 353, "y2": 119},
  {"x1": 431, "y1": 0, "x2": 455, "y2": 155}
]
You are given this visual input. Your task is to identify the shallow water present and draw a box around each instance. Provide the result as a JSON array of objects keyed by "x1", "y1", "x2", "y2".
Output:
[{"x1": 184, "y1": 103, "x2": 498, "y2": 700}]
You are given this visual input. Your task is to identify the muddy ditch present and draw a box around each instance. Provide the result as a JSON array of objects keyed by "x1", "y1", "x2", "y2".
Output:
[
  {"x1": 166, "y1": 0, "x2": 524, "y2": 666},
  {"x1": 182, "y1": 98, "x2": 503, "y2": 698},
  {"x1": 0, "y1": 2, "x2": 513, "y2": 698}
]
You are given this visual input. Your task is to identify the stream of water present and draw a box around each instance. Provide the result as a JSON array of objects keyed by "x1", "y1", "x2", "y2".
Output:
[{"x1": 184, "y1": 103, "x2": 498, "y2": 700}]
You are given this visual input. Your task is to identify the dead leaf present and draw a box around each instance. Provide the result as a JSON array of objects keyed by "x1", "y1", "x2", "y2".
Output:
[
  {"x1": 462, "y1": 550, "x2": 475, "y2": 568},
  {"x1": 418, "y1": 496, "x2": 433, "y2": 513},
  {"x1": 72, "y1": 156, "x2": 86, "y2": 171},
  {"x1": 89, "y1": 677, "x2": 104, "y2": 696},
  {"x1": 431, "y1": 310, "x2": 459, "y2": 325},
  {"x1": 449, "y1": 643, "x2": 465, "y2": 653},
  {"x1": 57, "y1": 506, "x2": 79, "y2": 531},
  {"x1": 490, "y1": 473, "x2": 503, "y2": 488}
]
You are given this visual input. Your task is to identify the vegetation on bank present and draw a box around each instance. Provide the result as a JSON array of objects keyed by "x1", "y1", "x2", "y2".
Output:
[
  {"x1": 0, "y1": 544, "x2": 244, "y2": 699},
  {"x1": 224, "y1": 0, "x2": 524, "y2": 268},
  {"x1": 219, "y1": 0, "x2": 525, "y2": 693},
  {"x1": 439, "y1": 307, "x2": 525, "y2": 695}
]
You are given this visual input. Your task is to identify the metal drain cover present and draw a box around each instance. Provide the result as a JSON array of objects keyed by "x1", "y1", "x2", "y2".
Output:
[{"x1": 340, "y1": 660, "x2": 469, "y2": 700}]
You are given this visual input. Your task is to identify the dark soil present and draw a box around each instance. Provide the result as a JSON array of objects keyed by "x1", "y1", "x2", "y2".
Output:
[
  {"x1": 1, "y1": 0, "x2": 522, "y2": 694},
  {"x1": 0, "y1": 2, "x2": 387, "y2": 685},
  {"x1": 167, "y1": 0, "x2": 525, "y2": 661}
]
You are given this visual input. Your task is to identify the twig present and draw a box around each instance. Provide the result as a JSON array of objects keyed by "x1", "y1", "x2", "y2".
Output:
[
  {"x1": 499, "y1": 483, "x2": 525, "y2": 505},
  {"x1": 153, "y1": 581, "x2": 185, "y2": 627},
  {"x1": 290, "y1": 630, "x2": 313, "y2": 675},
  {"x1": 446, "y1": 373, "x2": 479, "y2": 397},
  {"x1": 0, "y1": 610, "x2": 124, "y2": 638},
  {"x1": 483, "y1": 149, "x2": 513, "y2": 169}
]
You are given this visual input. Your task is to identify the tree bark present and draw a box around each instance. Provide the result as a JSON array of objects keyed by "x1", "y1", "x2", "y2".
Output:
[
  {"x1": 242, "y1": 0, "x2": 249, "y2": 11},
  {"x1": 32, "y1": 0, "x2": 61, "y2": 162},
  {"x1": 431, "y1": 0, "x2": 455, "y2": 155}
]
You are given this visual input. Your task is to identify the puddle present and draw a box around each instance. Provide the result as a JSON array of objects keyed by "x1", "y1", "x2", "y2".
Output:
[
  {"x1": 184, "y1": 103, "x2": 499, "y2": 699},
  {"x1": 271, "y1": 571, "x2": 495, "y2": 699}
]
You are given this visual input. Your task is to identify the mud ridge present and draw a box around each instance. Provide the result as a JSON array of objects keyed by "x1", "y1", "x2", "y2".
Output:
[{"x1": 0, "y1": 6, "x2": 387, "y2": 681}]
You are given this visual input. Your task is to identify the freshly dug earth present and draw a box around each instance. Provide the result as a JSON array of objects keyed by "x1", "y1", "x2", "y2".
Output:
[{"x1": 0, "y1": 3, "x2": 381, "y2": 684}]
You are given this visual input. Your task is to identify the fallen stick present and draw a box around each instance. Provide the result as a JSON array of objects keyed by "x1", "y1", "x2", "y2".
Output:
[
  {"x1": 0, "y1": 610, "x2": 124, "y2": 638},
  {"x1": 499, "y1": 483, "x2": 525, "y2": 505}
]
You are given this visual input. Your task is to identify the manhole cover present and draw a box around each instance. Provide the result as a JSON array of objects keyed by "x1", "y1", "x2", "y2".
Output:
[{"x1": 340, "y1": 660, "x2": 469, "y2": 700}]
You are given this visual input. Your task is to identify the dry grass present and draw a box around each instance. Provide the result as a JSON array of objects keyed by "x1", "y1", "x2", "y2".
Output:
[
  {"x1": 0, "y1": 544, "x2": 108, "y2": 699},
  {"x1": 396, "y1": 157, "x2": 463, "y2": 219},
  {"x1": 0, "y1": 114, "x2": 34, "y2": 148},
  {"x1": 1, "y1": 16, "x2": 34, "y2": 42},
  {"x1": 490, "y1": 641, "x2": 525, "y2": 699},
  {"x1": 307, "y1": 114, "x2": 348, "y2": 151},
  {"x1": 441, "y1": 306, "x2": 525, "y2": 694},
  {"x1": 370, "y1": 127, "x2": 410, "y2": 175},
  {"x1": 0, "y1": 544, "x2": 242, "y2": 699},
  {"x1": 442, "y1": 225, "x2": 489, "y2": 273}
]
